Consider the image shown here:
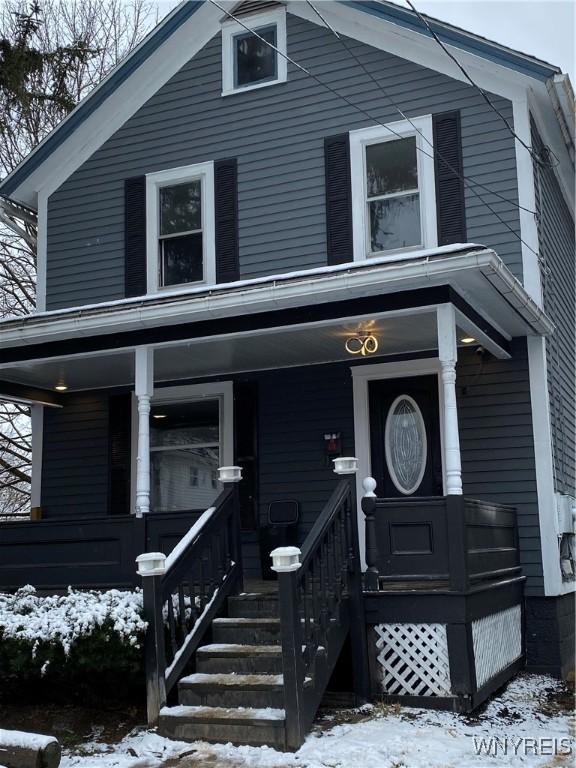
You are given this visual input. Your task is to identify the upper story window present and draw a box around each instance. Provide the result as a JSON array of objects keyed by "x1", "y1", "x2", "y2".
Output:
[
  {"x1": 350, "y1": 116, "x2": 437, "y2": 262},
  {"x1": 146, "y1": 162, "x2": 215, "y2": 294},
  {"x1": 221, "y1": 8, "x2": 287, "y2": 96}
]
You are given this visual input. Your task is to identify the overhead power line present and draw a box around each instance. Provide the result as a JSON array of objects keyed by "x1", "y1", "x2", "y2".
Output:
[
  {"x1": 209, "y1": 0, "x2": 545, "y2": 266},
  {"x1": 400, "y1": 0, "x2": 558, "y2": 168}
]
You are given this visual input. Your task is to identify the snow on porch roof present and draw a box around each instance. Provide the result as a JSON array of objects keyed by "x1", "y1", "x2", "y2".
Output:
[
  {"x1": 0, "y1": 244, "x2": 554, "y2": 354},
  {"x1": 0, "y1": 0, "x2": 562, "y2": 203}
]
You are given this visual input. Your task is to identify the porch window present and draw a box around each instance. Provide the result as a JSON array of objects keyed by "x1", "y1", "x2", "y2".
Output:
[
  {"x1": 350, "y1": 117, "x2": 437, "y2": 262},
  {"x1": 150, "y1": 400, "x2": 222, "y2": 512},
  {"x1": 221, "y1": 9, "x2": 287, "y2": 96},
  {"x1": 146, "y1": 162, "x2": 216, "y2": 294}
]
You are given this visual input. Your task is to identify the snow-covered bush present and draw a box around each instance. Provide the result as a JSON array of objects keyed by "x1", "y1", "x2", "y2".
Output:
[{"x1": 0, "y1": 586, "x2": 147, "y2": 705}]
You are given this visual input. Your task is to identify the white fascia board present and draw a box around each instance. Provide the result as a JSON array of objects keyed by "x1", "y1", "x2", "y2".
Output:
[
  {"x1": 7, "y1": 1, "x2": 231, "y2": 207},
  {"x1": 0, "y1": 247, "x2": 553, "y2": 350}
]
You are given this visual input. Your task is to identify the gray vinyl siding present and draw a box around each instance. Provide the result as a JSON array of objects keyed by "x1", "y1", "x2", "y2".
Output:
[
  {"x1": 41, "y1": 394, "x2": 110, "y2": 518},
  {"x1": 46, "y1": 13, "x2": 522, "y2": 310},
  {"x1": 456, "y1": 340, "x2": 542, "y2": 594},
  {"x1": 531, "y1": 119, "x2": 576, "y2": 497}
]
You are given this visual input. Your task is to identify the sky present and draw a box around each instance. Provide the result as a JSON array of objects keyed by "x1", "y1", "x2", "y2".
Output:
[
  {"x1": 156, "y1": 0, "x2": 575, "y2": 81},
  {"x1": 386, "y1": 0, "x2": 575, "y2": 80}
]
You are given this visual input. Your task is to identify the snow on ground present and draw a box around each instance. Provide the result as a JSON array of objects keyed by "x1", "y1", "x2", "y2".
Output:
[{"x1": 60, "y1": 674, "x2": 574, "y2": 768}]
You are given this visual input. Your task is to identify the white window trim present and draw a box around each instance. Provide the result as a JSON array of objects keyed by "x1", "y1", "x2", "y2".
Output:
[
  {"x1": 221, "y1": 8, "x2": 287, "y2": 97},
  {"x1": 130, "y1": 381, "x2": 234, "y2": 514},
  {"x1": 145, "y1": 162, "x2": 215, "y2": 296},
  {"x1": 350, "y1": 116, "x2": 438, "y2": 264}
]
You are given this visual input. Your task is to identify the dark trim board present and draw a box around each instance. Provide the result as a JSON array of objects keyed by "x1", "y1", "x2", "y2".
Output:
[
  {"x1": 364, "y1": 578, "x2": 525, "y2": 624},
  {"x1": 0, "y1": 286, "x2": 510, "y2": 364},
  {"x1": 0, "y1": 380, "x2": 64, "y2": 407}
]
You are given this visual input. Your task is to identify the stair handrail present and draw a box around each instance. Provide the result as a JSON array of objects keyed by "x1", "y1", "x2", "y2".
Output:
[
  {"x1": 274, "y1": 476, "x2": 369, "y2": 750},
  {"x1": 137, "y1": 483, "x2": 243, "y2": 726}
]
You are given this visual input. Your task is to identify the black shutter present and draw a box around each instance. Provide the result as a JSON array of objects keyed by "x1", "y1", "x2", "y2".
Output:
[
  {"x1": 124, "y1": 176, "x2": 147, "y2": 297},
  {"x1": 215, "y1": 158, "x2": 240, "y2": 283},
  {"x1": 324, "y1": 134, "x2": 353, "y2": 265},
  {"x1": 109, "y1": 393, "x2": 132, "y2": 515},
  {"x1": 433, "y1": 111, "x2": 467, "y2": 245}
]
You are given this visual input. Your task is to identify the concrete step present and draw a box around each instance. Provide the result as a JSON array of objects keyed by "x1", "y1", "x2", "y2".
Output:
[
  {"x1": 179, "y1": 672, "x2": 285, "y2": 708},
  {"x1": 196, "y1": 643, "x2": 283, "y2": 675},
  {"x1": 212, "y1": 617, "x2": 280, "y2": 645},
  {"x1": 228, "y1": 593, "x2": 279, "y2": 618},
  {"x1": 159, "y1": 705, "x2": 286, "y2": 748}
]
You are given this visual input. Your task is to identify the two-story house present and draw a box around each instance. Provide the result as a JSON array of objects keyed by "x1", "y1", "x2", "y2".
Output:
[{"x1": 0, "y1": 0, "x2": 573, "y2": 750}]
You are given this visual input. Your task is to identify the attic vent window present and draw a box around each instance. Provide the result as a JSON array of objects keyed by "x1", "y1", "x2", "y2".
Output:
[{"x1": 222, "y1": 8, "x2": 287, "y2": 96}]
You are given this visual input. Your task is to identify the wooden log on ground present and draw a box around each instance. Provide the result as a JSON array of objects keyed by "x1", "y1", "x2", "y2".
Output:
[{"x1": 0, "y1": 729, "x2": 61, "y2": 768}]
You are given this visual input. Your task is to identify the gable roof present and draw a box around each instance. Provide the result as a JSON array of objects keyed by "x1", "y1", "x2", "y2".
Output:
[{"x1": 0, "y1": 0, "x2": 570, "y2": 207}]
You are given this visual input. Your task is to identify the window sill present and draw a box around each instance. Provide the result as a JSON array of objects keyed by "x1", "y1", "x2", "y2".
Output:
[
  {"x1": 221, "y1": 77, "x2": 286, "y2": 97},
  {"x1": 357, "y1": 246, "x2": 431, "y2": 265}
]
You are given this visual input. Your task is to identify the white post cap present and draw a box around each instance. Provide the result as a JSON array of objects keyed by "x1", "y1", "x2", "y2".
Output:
[
  {"x1": 270, "y1": 546, "x2": 302, "y2": 573},
  {"x1": 218, "y1": 465, "x2": 243, "y2": 483},
  {"x1": 362, "y1": 476, "x2": 377, "y2": 498},
  {"x1": 136, "y1": 552, "x2": 166, "y2": 577},
  {"x1": 333, "y1": 456, "x2": 359, "y2": 475}
]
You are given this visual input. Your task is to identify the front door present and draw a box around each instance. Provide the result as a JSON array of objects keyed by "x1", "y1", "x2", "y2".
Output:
[{"x1": 369, "y1": 375, "x2": 443, "y2": 497}]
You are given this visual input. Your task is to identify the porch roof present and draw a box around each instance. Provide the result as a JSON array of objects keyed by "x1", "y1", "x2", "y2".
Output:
[{"x1": 0, "y1": 244, "x2": 553, "y2": 400}]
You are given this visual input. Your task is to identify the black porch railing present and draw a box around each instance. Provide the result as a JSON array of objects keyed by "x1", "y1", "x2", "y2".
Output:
[
  {"x1": 362, "y1": 491, "x2": 520, "y2": 591},
  {"x1": 276, "y1": 479, "x2": 370, "y2": 751},
  {"x1": 139, "y1": 486, "x2": 243, "y2": 725}
]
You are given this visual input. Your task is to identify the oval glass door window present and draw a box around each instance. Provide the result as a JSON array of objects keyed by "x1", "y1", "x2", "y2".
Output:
[{"x1": 384, "y1": 395, "x2": 428, "y2": 495}]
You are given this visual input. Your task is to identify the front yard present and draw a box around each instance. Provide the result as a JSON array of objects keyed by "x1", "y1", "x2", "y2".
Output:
[{"x1": 2, "y1": 674, "x2": 571, "y2": 768}]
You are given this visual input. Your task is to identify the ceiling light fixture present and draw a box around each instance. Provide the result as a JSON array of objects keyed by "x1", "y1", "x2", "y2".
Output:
[
  {"x1": 345, "y1": 334, "x2": 379, "y2": 356},
  {"x1": 152, "y1": 414, "x2": 167, "y2": 420},
  {"x1": 460, "y1": 337, "x2": 476, "y2": 344},
  {"x1": 54, "y1": 384, "x2": 68, "y2": 391}
]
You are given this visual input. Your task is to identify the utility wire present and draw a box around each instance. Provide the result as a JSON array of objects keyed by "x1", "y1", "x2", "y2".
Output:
[
  {"x1": 209, "y1": 0, "x2": 544, "y2": 265},
  {"x1": 400, "y1": 0, "x2": 558, "y2": 168},
  {"x1": 305, "y1": 0, "x2": 538, "y2": 217}
]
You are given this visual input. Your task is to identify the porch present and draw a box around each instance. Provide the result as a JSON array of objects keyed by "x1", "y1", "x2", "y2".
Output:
[{"x1": 0, "y1": 245, "x2": 550, "y2": 746}]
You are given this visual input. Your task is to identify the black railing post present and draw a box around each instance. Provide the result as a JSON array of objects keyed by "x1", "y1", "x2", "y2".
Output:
[
  {"x1": 232, "y1": 483, "x2": 244, "y2": 593},
  {"x1": 137, "y1": 553, "x2": 167, "y2": 726},
  {"x1": 345, "y1": 479, "x2": 371, "y2": 703},
  {"x1": 273, "y1": 549, "x2": 305, "y2": 751},
  {"x1": 447, "y1": 495, "x2": 469, "y2": 592},
  {"x1": 361, "y1": 477, "x2": 380, "y2": 591}
]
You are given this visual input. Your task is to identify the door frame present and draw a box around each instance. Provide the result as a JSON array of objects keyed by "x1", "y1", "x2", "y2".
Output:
[{"x1": 351, "y1": 358, "x2": 446, "y2": 566}]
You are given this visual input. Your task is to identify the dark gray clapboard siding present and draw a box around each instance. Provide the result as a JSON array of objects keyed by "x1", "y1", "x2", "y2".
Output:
[
  {"x1": 257, "y1": 363, "x2": 355, "y2": 536},
  {"x1": 45, "y1": 13, "x2": 522, "y2": 309},
  {"x1": 456, "y1": 340, "x2": 542, "y2": 594},
  {"x1": 41, "y1": 393, "x2": 110, "y2": 518},
  {"x1": 531, "y1": 119, "x2": 576, "y2": 498}
]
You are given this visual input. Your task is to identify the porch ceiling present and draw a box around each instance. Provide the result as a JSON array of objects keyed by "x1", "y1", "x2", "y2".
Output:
[{"x1": 0, "y1": 310, "x2": 440, "y2": 393}]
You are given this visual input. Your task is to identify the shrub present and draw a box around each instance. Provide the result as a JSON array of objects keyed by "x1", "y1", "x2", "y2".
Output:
[{"x1": 0, "y1": 586, "x2": 147, "y2": 705}]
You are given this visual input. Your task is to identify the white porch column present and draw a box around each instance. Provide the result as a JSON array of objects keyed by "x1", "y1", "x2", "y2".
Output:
[
  {"x1": 135, "y1": 347, "x2": 154, "y2": 518},
  {"x1": 437, "y1": 304, "x2": 463, "y2": 495}
]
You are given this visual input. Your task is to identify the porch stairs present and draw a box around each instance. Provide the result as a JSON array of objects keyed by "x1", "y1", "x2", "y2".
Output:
[{"x1": 158, "y1": 587, "x2": 290, "y2": 748}]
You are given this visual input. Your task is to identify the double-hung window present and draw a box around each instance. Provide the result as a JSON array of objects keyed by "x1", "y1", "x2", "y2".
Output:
[
  {"x1": 146, "y1": 162, "x2": 215, "y2": 293},
  {"x1": 350, "y1": 116, "x2": 437, "y2": 262},
  {"x1": 221, "y1": 8, "x2": 287, "y2": 96}
]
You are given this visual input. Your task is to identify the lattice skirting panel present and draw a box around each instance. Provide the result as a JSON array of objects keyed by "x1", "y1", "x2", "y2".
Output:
[
  {"x1": 472, "y1": 604, "x2": 522, "y2": 689},
  {"x1": 374, "y1": 623, "x2": 452, "y2": 696}
]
